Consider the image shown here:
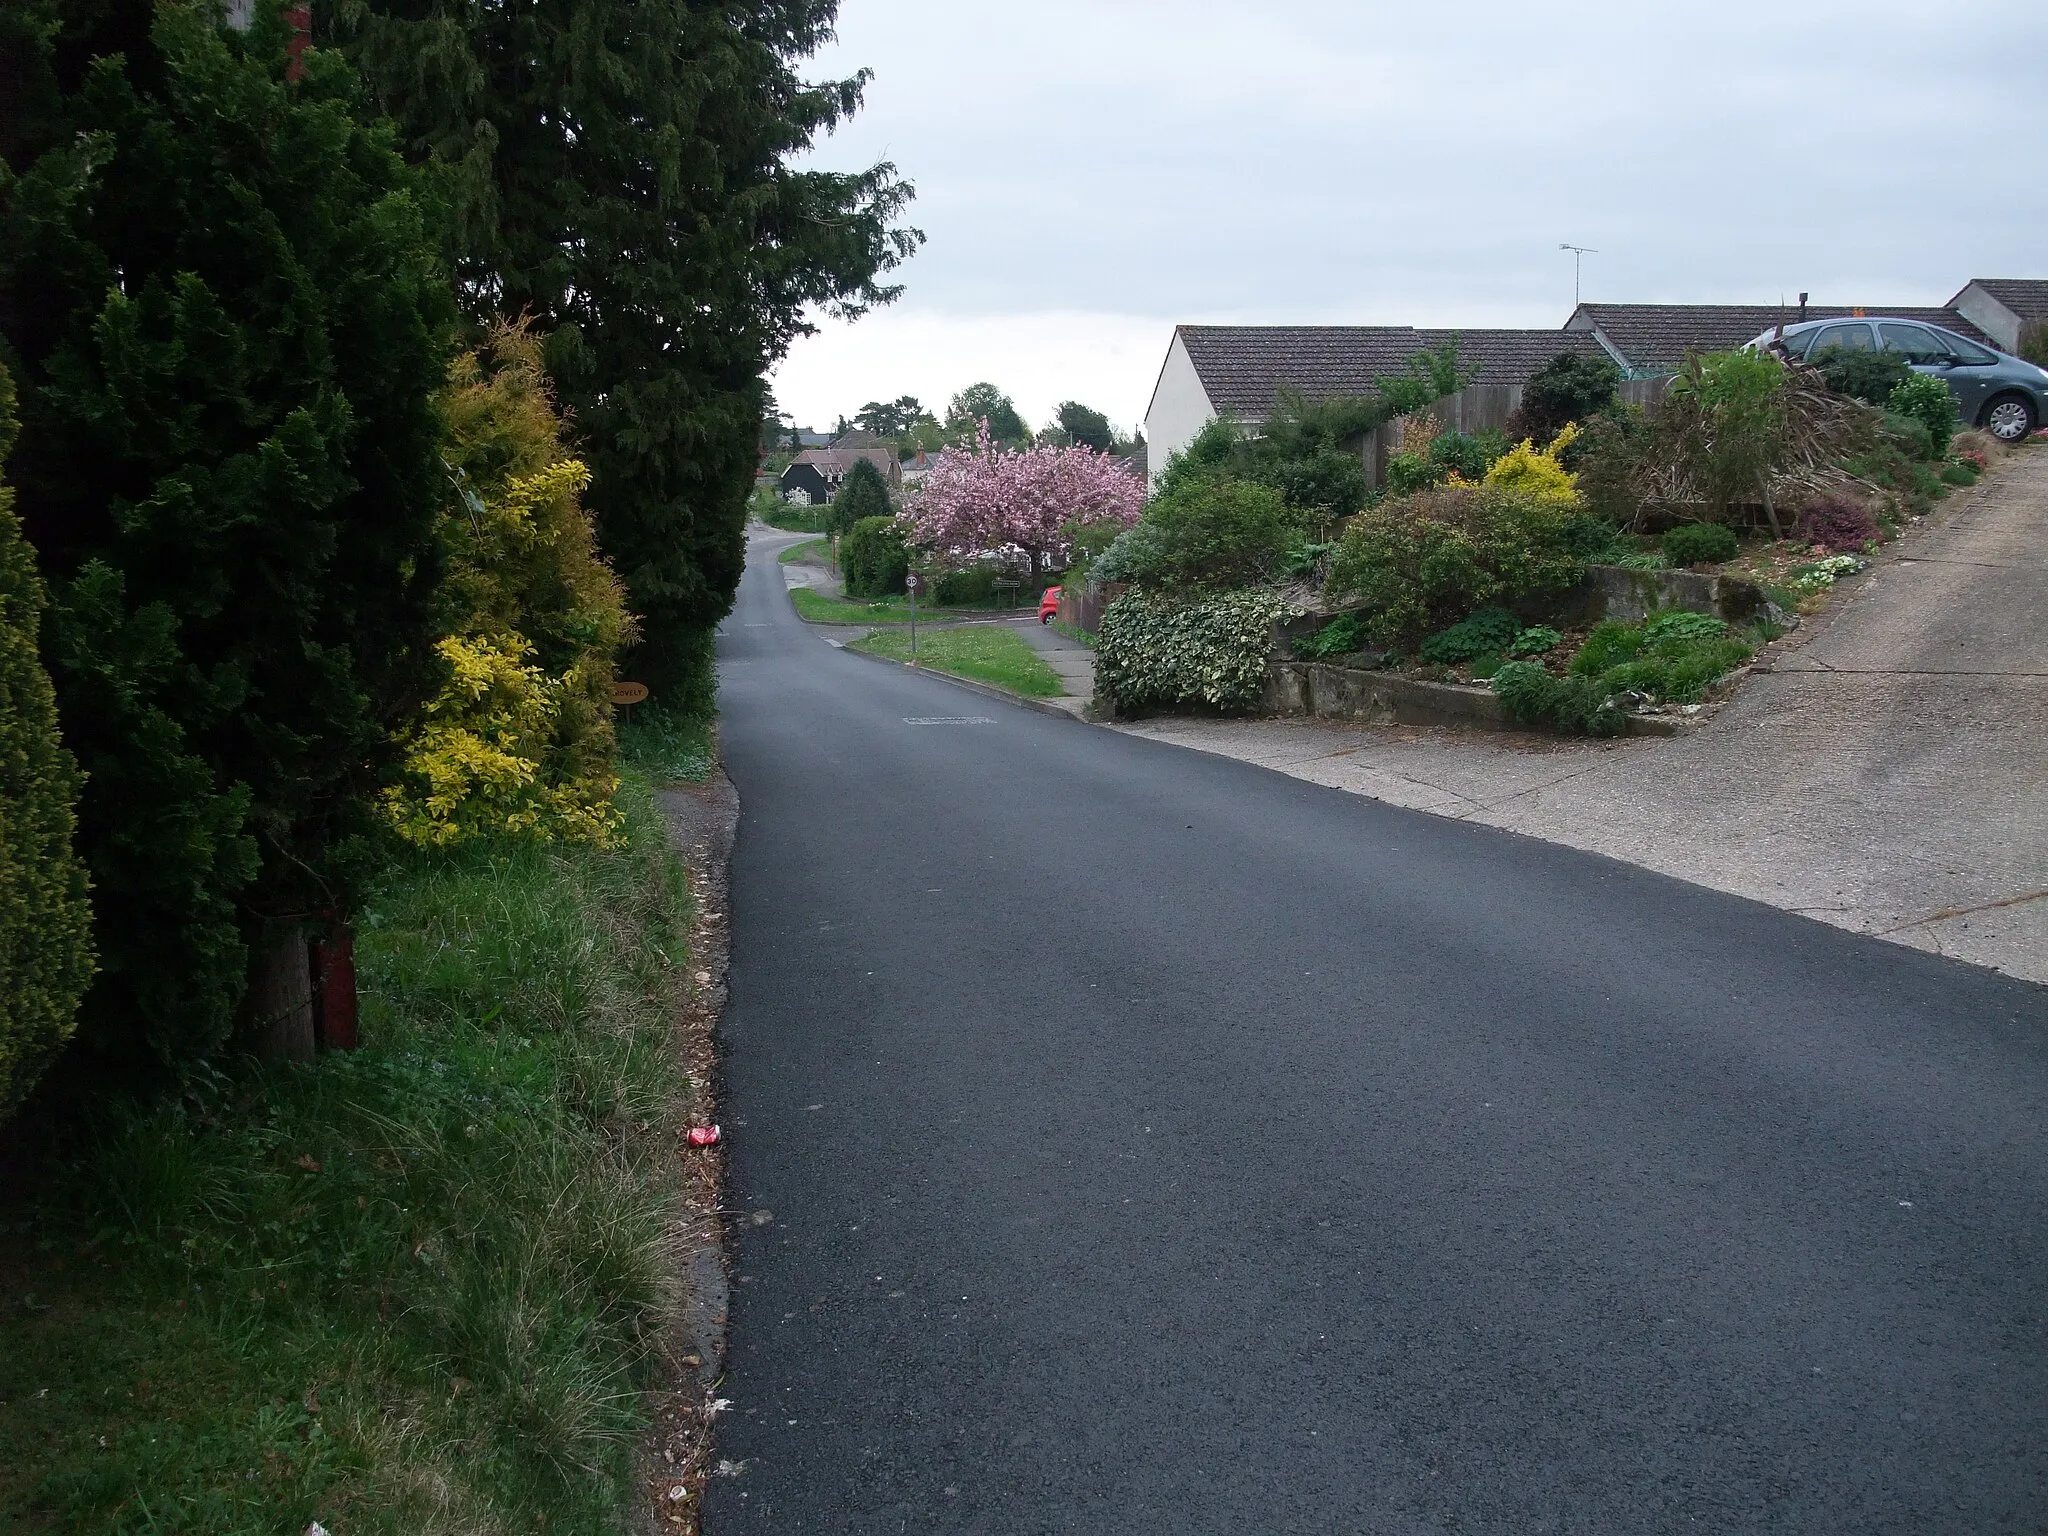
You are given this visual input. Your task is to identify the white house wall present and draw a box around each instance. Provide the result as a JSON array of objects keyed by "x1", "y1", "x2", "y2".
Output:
[{"x1": 1143, "y1": 331, "x2": 1215, "y2": 489}]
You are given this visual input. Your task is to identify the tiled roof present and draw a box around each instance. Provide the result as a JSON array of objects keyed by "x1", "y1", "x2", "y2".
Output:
[
  {"x1": 1965, "y1": 279, "x2": 2048, "y2": 322},
  {"x1": 792, "y1": 447, "x2": 898, "y2": 479},
  {"x1": 1178, "y1": 326, "x2": 1609, "y2": 417},
  {"x1": 1571, "y1": 303, "x2": 1992, "y2": 370}
]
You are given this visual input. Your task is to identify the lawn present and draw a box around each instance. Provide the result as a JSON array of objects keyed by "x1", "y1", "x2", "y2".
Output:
[
  {"x1": 0, "y1": 761, "x2": 698, "y2": 1534},
  {"x1": 851, "y1": 624, "x2": 1065, "y2": 698},
  {"x1": 778, "y1": 537, "x2": 830, "y2": 566},
  {"x1": 789, "y1": 587, "x2": 934, "y2": 625}
]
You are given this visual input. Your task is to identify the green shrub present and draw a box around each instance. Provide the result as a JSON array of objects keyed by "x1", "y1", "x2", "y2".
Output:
[
  {"x1": 1294, "y1": 612, "x2": 1368, "y2": 660},
  {"x1": 1506, "y1": 625, "x2": 1561, "y2": 658},
  {"x1": 1887, "y1": 375, "x2": 1958, "y2": 456},
  {"x1": 1505, "y1": 352, "x2": 1622, "y2": 443},
  {"x1": 929, "y1": 563, "x2": 1004, "y2": 606},
  {"x1": 1572, "y1": 405, "x2": 1652, "y2": 524},
  {"x1": 1095, "y1": 588, "x2": 1297, "y2": 713},
  {"x1": 1093, "y1": 477, "x2": 1302, "y2": 593},
  {"x1": 841, "y1": 515, "x2": 909, "y2": 597},
  {"x1": 1662, "y1": 522, "x2": 1738, "y2": 566},
  {"x1": 0, "y1": 362, "x2": 94, "y2": 1120},
  {"x1": 1558, "y1": 610, "x2": 1749, "y2": 707},
  {"x1": 1419, "y1": 607, "x2": 1522, "y2": 664},
  {"x1": 1813, "y1": 346, "x2": 1912, "y2": 406},
  {"x1": 1324, "y1": 485, "x2": 1584, "y2": 649},
  {"x1": 1938, "y1": 462, "x2": 1978, "y2": 487}
]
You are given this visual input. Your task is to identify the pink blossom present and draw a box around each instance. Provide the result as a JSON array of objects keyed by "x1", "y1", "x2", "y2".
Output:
[{"x1": 900, "y1": 420, "x2": 1144, "y2": 578}]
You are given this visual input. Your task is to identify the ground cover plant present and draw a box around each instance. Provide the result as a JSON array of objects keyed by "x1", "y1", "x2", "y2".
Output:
[
  {"x1": 789, "y1": 588, "x2": 962, "y2": 625},
  {"x1": 0, "y1": 767, "x2": 693, "y2": 1534},
  {"x1": 850, "y1": 625, "x2": 1063, "y2": 697},
  {"x1": 1491, "y1": 609, "x2": 1763, "y2": 734}
]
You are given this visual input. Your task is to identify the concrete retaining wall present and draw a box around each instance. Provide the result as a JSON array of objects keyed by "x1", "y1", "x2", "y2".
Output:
[{"x1": 1263, "y1": 663, "x2": 1507, "y2": 728}]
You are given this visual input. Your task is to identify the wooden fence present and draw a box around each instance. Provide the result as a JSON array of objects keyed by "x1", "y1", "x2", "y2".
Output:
[{"x1": 1361, "y1": 376, "x2": 1669, "y2": 490}]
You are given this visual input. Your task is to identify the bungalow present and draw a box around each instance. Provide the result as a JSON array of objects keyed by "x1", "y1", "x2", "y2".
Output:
[
  {"x1": 776, "y1": 446, "x2": 902, "y2": 507},
  {"x1": 1565, "y1": 300, "x2": 1993, "y2": 375},
  {"x1": 1144, "y1": 326, "x2": 1611, "y2": 484},
  {"x1": 1948, "y1": 280, "x2": 2048, "y2": 355}
]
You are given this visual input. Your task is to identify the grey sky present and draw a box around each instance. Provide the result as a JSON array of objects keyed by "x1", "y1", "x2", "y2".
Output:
[{"x1": 772, "y1": 1, "x2": 2047, "y2": 435}]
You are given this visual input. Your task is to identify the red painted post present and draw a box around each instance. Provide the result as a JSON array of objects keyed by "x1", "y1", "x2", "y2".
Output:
[
  {"x1": 310, "y1": 915, "x2": 359, "y2": 1051},
  {"x1": 284, "y1": 2, "x2": 310, "y2": 81}
]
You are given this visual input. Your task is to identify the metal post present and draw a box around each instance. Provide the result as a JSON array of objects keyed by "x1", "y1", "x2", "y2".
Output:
[{"x1": 906, "y1": 572, "x2": 919, "y2": 665}]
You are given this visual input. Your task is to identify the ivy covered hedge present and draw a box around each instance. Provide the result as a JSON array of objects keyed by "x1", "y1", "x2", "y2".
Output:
[{"x1": 1095, "y1": 589, "x2": 1298, "y2": 714}]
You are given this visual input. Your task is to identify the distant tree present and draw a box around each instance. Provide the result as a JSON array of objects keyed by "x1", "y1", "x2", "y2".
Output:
[
  {"x1": 946, "y1": 382, "x2": 1030, "y2": 447},
  {"x1": 1056, "y1": 401, "x2": 1116, "y2": 452},
  {"x1": 825, "y1": 457, "x2": 892, "y2": 539},
  {"x1": 903, "y1": 424, "x2": 1145, "y2": 580},
  {"x1": 331, "y1": 0, "x2": 922, "y2": 714},
  {"x1": 854, "y1": 396, "x2": 923, "y2": 438}
]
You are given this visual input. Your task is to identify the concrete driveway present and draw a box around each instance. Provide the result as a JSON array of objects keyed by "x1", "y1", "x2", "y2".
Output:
[{"x1": 1119, "y1": 446, "x2": 2048, "y2": 982}]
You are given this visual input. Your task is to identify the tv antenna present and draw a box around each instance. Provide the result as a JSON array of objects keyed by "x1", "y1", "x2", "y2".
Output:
[{"x1": 1559, "y1": 244, "x2": 1598, "y2": 308}]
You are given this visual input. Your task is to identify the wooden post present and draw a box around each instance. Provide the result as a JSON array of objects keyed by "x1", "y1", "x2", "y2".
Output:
[{"x1": 310, "y1": 915, "x2": 359, "y2": 1051}]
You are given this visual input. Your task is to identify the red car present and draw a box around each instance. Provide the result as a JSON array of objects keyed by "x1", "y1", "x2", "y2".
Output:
[{"x1": 1037, "y1": 586, "x2": 1060, "y2": 624}]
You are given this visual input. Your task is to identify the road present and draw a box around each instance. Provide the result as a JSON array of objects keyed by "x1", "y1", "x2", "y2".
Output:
[{"x1": 704, "y1": 530, "x2": 2048, "y2": 1533}]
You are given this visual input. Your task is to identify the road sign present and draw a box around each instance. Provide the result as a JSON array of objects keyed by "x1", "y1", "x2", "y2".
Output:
[
  {"x1": 905, "y1": 573, "x2": 921, "y2": 591},
  {"x1": 612, "y1": 681, "x2": 650, "y2": 706}
]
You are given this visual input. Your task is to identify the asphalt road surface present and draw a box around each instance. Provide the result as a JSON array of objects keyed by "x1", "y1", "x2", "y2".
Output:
[{"x1": 704, "y1": 533, "x2": 2047, "y2": 1534}]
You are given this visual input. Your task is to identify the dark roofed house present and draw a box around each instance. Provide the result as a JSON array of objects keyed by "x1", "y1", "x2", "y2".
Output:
[
  {"x1": 775, "y1": 446, "x2": 902, "y2": 507},
  {"x1": 1949, "y1": 280, "x2": 2048, "y2": 355},
  {"x1": 1567, "y1": 301, "x2": 1993, "y2": 375},
  {"x1": 1145, "y1": 325, "x2": 1611, "y2": 485}
]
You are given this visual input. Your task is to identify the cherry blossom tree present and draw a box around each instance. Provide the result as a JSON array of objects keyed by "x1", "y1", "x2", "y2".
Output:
[{"x1": 901, "y1": 421, "x2": 1144, "y2": 579}]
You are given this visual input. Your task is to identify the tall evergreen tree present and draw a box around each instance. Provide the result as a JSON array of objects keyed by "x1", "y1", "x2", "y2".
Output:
[
  {"x1": 0, "y1": 359, "x2": 94, "y2": 1121},
  {"x1": 824, "y1": 456, "x2": 890, "y2": 539},
  {"x1": 0, "y1": 0, "x2": 455, "y2": 1074},
  {"x1": 329, "y1": 0, "x2": 920, "y2": 709}
]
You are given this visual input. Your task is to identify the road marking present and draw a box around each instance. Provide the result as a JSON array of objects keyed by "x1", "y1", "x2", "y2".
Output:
[{"x1": 903, "y1": 716, "x2": 996, "y2": 726}]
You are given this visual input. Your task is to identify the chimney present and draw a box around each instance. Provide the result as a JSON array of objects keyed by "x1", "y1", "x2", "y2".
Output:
[{"x1": 1797, "y1": 291, "x2": 1808, "y2": 323}]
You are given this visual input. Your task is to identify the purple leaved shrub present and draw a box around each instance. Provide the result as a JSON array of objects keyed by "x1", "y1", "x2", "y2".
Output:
[{"x1": 1794, "y1": 494, "x2": 1878, "y2": 553}]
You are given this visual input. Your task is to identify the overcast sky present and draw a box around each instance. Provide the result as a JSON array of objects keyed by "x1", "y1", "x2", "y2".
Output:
[{"x1": 769, "y1": 1, "x2": 2047, "y2": 438}]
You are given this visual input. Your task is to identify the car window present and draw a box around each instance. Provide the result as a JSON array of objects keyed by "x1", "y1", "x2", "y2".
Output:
[
  {"x1": 1879, "y1": 323, "x2": 1945, "y2": 361},
  {"x1": 1807, "y1": 322, "x2": 1873, "y2": 354},
  {"x1": 1927, "y1": 328, "x2": 1998, "y2": 365}
]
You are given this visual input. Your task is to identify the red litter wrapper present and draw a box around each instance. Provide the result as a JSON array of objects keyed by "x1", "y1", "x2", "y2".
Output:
[{"x1": 686, "y1": 1125, "x2": 721, "y2": 1147}]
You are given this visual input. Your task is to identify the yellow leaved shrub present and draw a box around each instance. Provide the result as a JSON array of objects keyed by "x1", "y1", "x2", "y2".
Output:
[
  {"x1": 1483, "y1": 421, "x2": 1581, "y2": 507},
  {"x1": 386, "y1": 322, "x2": 636, "y2": 847}
]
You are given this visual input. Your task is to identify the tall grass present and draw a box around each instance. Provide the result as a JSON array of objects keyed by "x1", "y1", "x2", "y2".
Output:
[{"x1": 0, "y1": 771, "x2": 690, "y2": 1534}]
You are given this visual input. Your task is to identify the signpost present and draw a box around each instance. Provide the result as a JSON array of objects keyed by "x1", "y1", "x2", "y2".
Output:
[
  {"x1": 612, "y1": 680, "x2": 649, "y2": 726},
  {"x1": 905, "y1": 573, "x2": 920, "y2": 665}
]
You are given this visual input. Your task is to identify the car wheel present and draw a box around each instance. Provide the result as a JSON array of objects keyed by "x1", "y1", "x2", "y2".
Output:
[{"x1": 1981, "y1": 393, "x2": 2036, "y2": 443}]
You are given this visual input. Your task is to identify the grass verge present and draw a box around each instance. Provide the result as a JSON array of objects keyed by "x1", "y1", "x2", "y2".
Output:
[
  {"x1": 851, "y1": 624, "x2": 1065, "y2": 698},
  {"x1": 0, "y1": 769, "x2": 692, "y2": 1534},
  {"x1": 777, "y1": 538, "x2": 830, "y2": 566}
]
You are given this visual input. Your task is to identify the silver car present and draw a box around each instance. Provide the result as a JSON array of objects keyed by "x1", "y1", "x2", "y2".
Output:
[{"x1": 1749, "y1": 317, "x2": 2047, "y2": 443}]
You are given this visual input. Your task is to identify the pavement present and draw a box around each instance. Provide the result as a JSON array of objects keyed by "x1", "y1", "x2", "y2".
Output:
[
  {"x1": 701, "y1": 523, "x2": 2048, "y2": 1533},
  {"x1": 1120, "y1": 447, "x2": 2048, "y2": 983}
]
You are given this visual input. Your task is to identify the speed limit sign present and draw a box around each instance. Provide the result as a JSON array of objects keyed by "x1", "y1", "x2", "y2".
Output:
[{"x1": 905, "y1": 573, "x2": 921, "y2": 591}]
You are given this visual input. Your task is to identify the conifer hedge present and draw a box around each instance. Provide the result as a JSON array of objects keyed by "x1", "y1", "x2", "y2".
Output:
[
  {"x1": 0, "y1": 360, "x2": 94, "y2": 1118},
  {"x1": 0, "y1": 1, "x2": 455, "y2": 1078}
]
